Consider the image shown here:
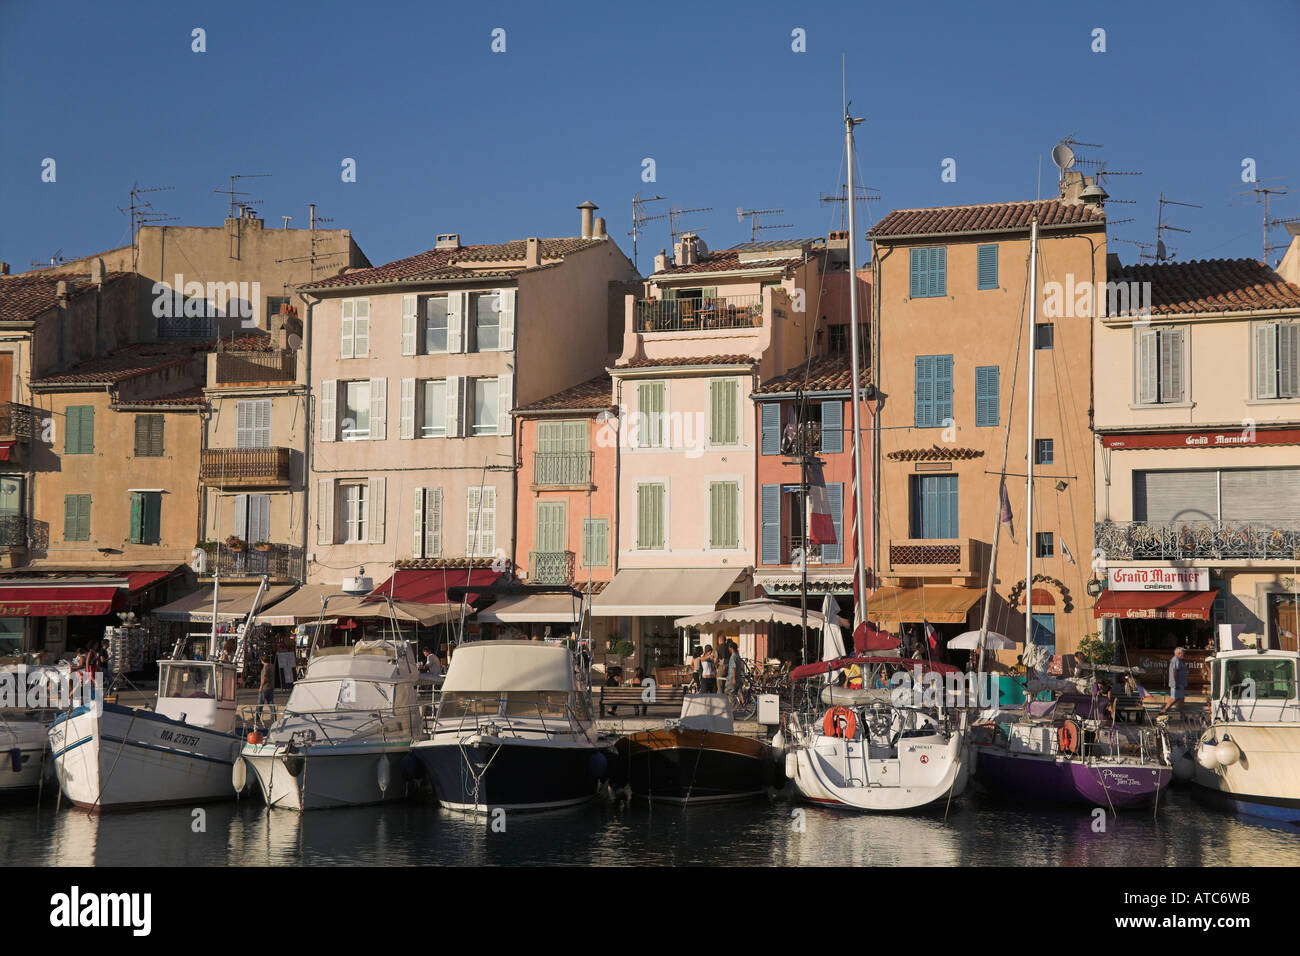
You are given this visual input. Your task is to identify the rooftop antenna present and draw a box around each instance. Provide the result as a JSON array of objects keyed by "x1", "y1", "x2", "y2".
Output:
[
  {"x1": 1155, "y1": 192, "x2": 1202, "y2": 262},
  {"x1": 29, "y1": 249, "x2": 67, "y2": 269},
  {"x1": 737, "y1": 207, "x2": 793, "y2": 242},
  {"x1": 214, "y1": 173, "x2": 271, "y2": 219},
  {"x1": 667, "y1": 206, "x2": 712, "y2": 245},
  {"x1": 1232, "y1": 179, "x2": 1294, "y2": 264},
  {"x1": 281, "y1": 216, "x2": 293, "y2": 230},
  {"x1": 118, "y1": 182, "x2": 176, "y2": 272},
  {"x1": 821, "y1": 184, "x2": 881, "y2": 231},
  {"x1": 628, "y1": 193, "x2": 666, "y2": 271},
  {"x1": 1112, "y1": 237, "x2": 1158, "y2": 264}
]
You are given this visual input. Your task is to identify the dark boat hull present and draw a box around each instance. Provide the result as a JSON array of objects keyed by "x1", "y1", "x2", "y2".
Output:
[
  {"x1": 614, "y1": 728, "x2": 774, "y2": 804},
  {"x1": 413, "y1": 738, "x2": 605, "y2": 813}
]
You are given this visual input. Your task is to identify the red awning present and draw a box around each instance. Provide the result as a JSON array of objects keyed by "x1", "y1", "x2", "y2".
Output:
[
  {"x1": 126, "y1": 571, "x2": 172, "y2": 594},
  {"x1": 0, "y1": 585, "x2": 122, "y2": 617},
  {"x1": 1092, "y1": 588, "x2": 1218, "y2": 621},
  {"x1": 0, "y1": 442, "x2": 14, "y2": 462},
  {"x1": 366, "y1": 569, "x2": 502, "y2": 605}
]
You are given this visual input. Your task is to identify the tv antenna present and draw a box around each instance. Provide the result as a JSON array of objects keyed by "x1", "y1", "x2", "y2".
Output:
[
  {"x1": 1154, "y1": 192, "x2": 1202, "y2": 262},
  {"x1": 29, "y1": 249, "x2": 66, "y2": 269},
  {"x1": 1113, "y1": 237, "x2": 1157, "y2": 264},
  {"x1": 737, "y1": 206, "x2": 793, "y2": 242},
  {"x1": 214, "y1": 173, "x2": 271, "y2": 218},
  {"x1": 1232, "y1": 179, "x2": 1295, "y2": 264},
  {"x1": 821, "y1": 184, "x2": 881, "y2": 229},
  {"x1": 1050, "y1": 135, "x2": 1104, "y2": 183},
  {"x1": 667, "y1": 206, "x2": 711, "y2": 245},
  {"x1": 628, "y1": 193, "x2": 666, "y2": 270},
  {"x1": 118, "y1": 183, "x2": 177, "y2": 272}
]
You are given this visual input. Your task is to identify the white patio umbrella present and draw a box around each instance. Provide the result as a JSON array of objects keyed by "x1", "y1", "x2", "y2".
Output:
[
  {"x1": 820, "y1": 593, "x2": 847, "y2": 661},
  {"x1": 947, "y1": 630, "x2": 1016, "y2": 651},
  {"x1": 674, "y1": 598, "x2": 828, "y2": 630}
]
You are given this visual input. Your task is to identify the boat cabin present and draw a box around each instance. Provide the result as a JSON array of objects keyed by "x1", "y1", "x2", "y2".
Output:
[
  {"x1": 434, "y1": 640, "x2": 593, "y2": 731},
  {"x1": 1207, "y1": 648, "x2": 1300, "y2": 722}
]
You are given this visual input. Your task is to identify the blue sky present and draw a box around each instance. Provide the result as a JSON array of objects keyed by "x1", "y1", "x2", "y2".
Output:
[{"x1": 2, "y1": 0, "x2": 1297, "y2": 273}]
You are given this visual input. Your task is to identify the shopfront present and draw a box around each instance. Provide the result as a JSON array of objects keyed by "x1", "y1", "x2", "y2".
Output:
[{"x1": 1095, "y1": 567, "x2": 1215, "y2": 690}]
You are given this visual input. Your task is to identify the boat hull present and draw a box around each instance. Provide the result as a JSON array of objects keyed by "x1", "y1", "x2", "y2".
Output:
[
  {"x1": 614, "y1": 728, "x2": 774, "y2": 804},
  {"x1": 1193, "y1": 723, "x2": 1300, "y2": 824},
  {"x1": 241, "y1": 741, "x2": 412, "y2": 811},
  {"x1": 48, "y1": 704, "x2": 240, "y2": 810},
  {"x1": 790, "y1": 733, "x2": 968, "y2": 812},
  {"x1": 0, "y1": 723, "x2": 47, "y2": 794},
  {"x1": 974, "y1": 746, "x2": 1171, "y2": 808},
  {"x1": 413, "y1": 737, "x2": 605, "y2": 813}
]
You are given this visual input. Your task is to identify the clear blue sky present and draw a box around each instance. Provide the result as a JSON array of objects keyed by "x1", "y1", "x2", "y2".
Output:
[{"x1": 2, "y1": 0, "x2": 1297, "y2": 274}]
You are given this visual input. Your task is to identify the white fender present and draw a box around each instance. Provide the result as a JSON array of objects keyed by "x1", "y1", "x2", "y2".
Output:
[
  {"x1": 784, "y1": 751, "x2": 798, "y2": 780},
  {"x1": 377, "y1": 755, "x2": 392, "y2": 793},
  {"x1": 1215, "y1": 739, "x2": 1240, "y2": 767},
  {"x1": 232, "y1": 757, "x2": 247, "y2": 792}
]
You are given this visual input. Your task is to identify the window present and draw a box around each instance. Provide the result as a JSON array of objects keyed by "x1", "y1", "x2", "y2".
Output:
[
  {"x1": 134, "y1": 414, "x2": 164, "y2": 457},
  {"x1": 583, "y1": 518, "x2": 609, "y2": 567},
  {"x1": 536, "y1": 420, "x2": 589, "y2": 484},
  {"x1": 472, "y1": 378, "x2": 499, "y2": 435},
  {"x1": 65, "y1": 406, "x2": 94, "y2": 455},
  {"x1": 909, "y1": 246, "x2": 946, "y2": 298},
  {"x1": 1035, "y1": 438, "x2": 1054, "y2": 465},
  {"x1": 234, "y1": 494, "x2": 270, "y2": 544},
  {"x1": 637, "y1": 381, "x2": 665, "y2": 448},
  {"x1": 636, "y1": 482, "x2": 666, "y2": 550},
  {"x1": 709, "y1": 379, "x2": 739, "y2": 445},
  {"x1": 129, "y1": 492, "x2": 162, "y2": 545},
  {"x1": 910, "y1": 475, "x2": 958, "y2": 538},
  {"x1": 1255, "y1": 322, "x2": 1299, "y2": 399},
  {"x1": 975, "y1": 366, "x2": 999, "y2": 427},
  {"x1": 414, "y1": 487, "x2": 442, "y2": 558},
  {"x1": 64, "y1": 494, "x2": 90, "y2": 541},
  {"x1": 473, "y1": 293, "x2": 500, "y2": 351},
  {"x1": 1030, "y1": 613, "x2": 1056, "y2": 653},
  {"x1": 1035, "y1": 531, "x2": 1054, "y2": 558},
  {"x1": 424, "y1": 296, "x2": 450, "y2": 354},
  {"x1": 342, "y1": 381, "x2": 371, "y2": 440},
  {"x1": 1137, "y1": 327, "x2": 1185, "y2": 404},
  {"x1": 0, "y1": 477, "x2": 23, "y2": 517},
  {"x1": 465, "y1": 486, "x2": 496, "y2": 557},
  {"x1": 1035, "y1": 323, "x2": 1054, "y2": 350},
  {"x1": 709, "y1": 481, "x2": 740, "y2": 549},
  {"x1": 1225, "y1": 657, "x2": 1296, "y2": 700},
  {"x1": 421, "y1": 381, "x2": 447, "y2": 437},
  {"x1": 341, "y1": 299, "x2": 370, "y2": 358},
  {"x1": 1133, "y1": 467, "x2": 1300, "y2": 525},
  {"x1": 339, "y1": 483, "x2": 368, "y2": 543},
  {"x1": 914, "y1": 354, "x2": 954, "y2": 428},
  {"x1": 235, "y1": 399, "x2": 271, "y2": 449},
  {"x1": 977, "y1": 244, "x2": 998, "y2": 290},
  {"x1": 827, "y1": 325, "x2": 848, "y2": 354},
  {"x1": 266, "y1": 296, "x2": 291, "y2": 323}
]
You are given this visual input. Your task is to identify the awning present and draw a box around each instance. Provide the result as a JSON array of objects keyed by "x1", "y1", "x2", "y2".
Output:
[
  {"x1": 0, "y1": 442, "x2": 14, "y2": 462},
  {"x1": 478, "y1": 593, "x2": 586, "y2": 624},
  {"x1": 0, "y1": 585, "x2": 122, "y2": 617},
  {"x1": 1093, "y1": 588, "x2": 1218, "y2": 621},
  {"x1": 152, "y1": 585, "x2": 295, "y2": 623},
  {"x1": 591, "y1": 568, "x2": 741, "y2": 617},
  {"x1": 367, "y1": 568, "x2": 502, "y2": 605},
  {"x1": 253, "y1": 585, "x2": 350, "y2": 626},
  {"x1": 126, "y1": 571, "x2": 174, "y2": 594},
  {"x1": 325, "y1": 598, "x2": 458, "y2": 627},
  {"x1": 864, "y1": 586, "x2": 983, "y2": 629},
  {"x1": 675, "y1": 598, "x2": 829, "y2": 630}
]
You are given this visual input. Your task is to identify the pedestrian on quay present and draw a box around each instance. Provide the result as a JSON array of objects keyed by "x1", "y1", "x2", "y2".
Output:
[
  {"x1": 700, "y1": 645, "x2": 717, "y2": 693},
  {"x1": 726, "y1": 640, "x2": 743, "y2": 695},
  {"x1": 1158, "y1": 647, "x2": 1189, "y2": 720},
  {"x1": 255, "y1": 652, "x2": 275, "y2": 728},
  {"x1": 605, "y1": 666, "x2": 623, "y2": 716}
]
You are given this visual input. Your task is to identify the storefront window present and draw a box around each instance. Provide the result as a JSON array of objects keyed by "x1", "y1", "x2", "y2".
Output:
[
  {"x1": 0, "y1": 618, "x2": 22, "y2": 657},
  {"x1": 1224, "y1": 658, "x2": 1296, "y2": 700}
]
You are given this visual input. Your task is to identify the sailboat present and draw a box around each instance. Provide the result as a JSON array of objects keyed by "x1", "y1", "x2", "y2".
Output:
[
  {"x1": 969, "y1": 220, "x2": 1172, "y2": 808},
  {"x1": 779, "y1": 107, "x2": 971, "y2": 812}
]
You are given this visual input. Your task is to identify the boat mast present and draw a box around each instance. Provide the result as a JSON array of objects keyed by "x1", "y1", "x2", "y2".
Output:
[
  {"x1": 845, "y1": 107, "x2": 869, "y2": 627},
  {"x1": 1024, "y1": 219, "x2": 1040, "y2": 655}
]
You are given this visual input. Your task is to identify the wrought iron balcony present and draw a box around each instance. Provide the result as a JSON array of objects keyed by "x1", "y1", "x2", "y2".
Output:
[
  {"x1": 0, "y1": 403, "x2": 37, "y2": 442},
  {"x1": 634, "y1": 294, "x2": 763, "y2": 333},
  {"x1": 783, "y1": 534, "x2": 823, "y2": 567},
  {"x1": 1095, "y1": 519, "x2": 1300, "y2": 562},
  {"x1": 200, "y1": 447, "x2": 292, "y2": 487},
  {"x1": 532, "y1": 451, "x2": 593, "y2": 487},
  {"x1": 529, "y1": 550, "x2": 575, "y2": 585},
  {"x1": 885, "y1": 537, "x2": 979, "y2": 582},
  {"x1": 781, "y1": 421, "x2": 824, "y2": 458},
  {"x1": 212, "y1": 350, "x2": 296, "y2": 385},
  {"x1": 0, "y1": 514, "x2": 26, "y2": 549},
  {"x1": 201, "y1": 543, "x2": 304, "y2": 582}
]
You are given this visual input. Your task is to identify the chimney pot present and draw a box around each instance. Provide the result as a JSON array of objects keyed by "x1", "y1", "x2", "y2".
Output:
[
  {"x1": 0, "y1": 262, "x2": 8, "y2": 275},
  {"x1": 525, "y1": 237, "x2": 541, "y2": 268},
  {"x1": 577, "y1": 200, "x2": 598, "y2": 239},
  {"x1": 593, "y1": 217, "x2": 607, "y2": 239}
]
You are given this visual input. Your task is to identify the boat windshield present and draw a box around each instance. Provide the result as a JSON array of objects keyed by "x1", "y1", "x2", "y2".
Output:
[
  {"x1": 286, "y1": 678, "x2": 395, "y2": 713},
  {"x1": 1223, "y1": 658, "x2": 1296, "y2": 700},
  {"x1": 160, "y1": 664, "x2": 216, "y2": 699},
  {"x1": 438, "y1": 691, "x2": 573, "y2": 720}
]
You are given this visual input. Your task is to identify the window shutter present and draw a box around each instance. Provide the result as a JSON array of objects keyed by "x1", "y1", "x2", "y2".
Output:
[
  {"x1": 709, "y1": 483, "x2": 722, "y2": 548},
  {"x1": 143, "y1": 493, "x2": 161, "y2": 545},
  {"x1": 497, "y1": 373, "x2": 513, "y2": 436},
  {"x1": 353, "y1": 300, "x2": 370, "y2": 356},
  {"x1": 340, "y1": 300, "x2": 354, "y2": 359},
  {"x1": 234, "y1": 494, "x2": 248, "y2": 540},
  {"x1": 935, "y1": 354, "x2": 953, "y2": 424},
  {"x1": 1257, "y1": 323, "x2": 1279, "y2": 399},
  {"x1": 910, "y1": 248, "x2": 923, "y2": 298},
  {"x1": 761, "y1": 484, "x2": 781, "y2": 564},
  {"x1": 446, "y1": 292, "x2": 465, "y2": 353},
  {"x1": 1161, "y1": 329, "x2": 1183, "y2": 403},
  {"x1": 77, "y1": 496, "x2": 90, "y2": 540},
  {"x1": 824, "y1": 482, "x2": 845, "y2": 563},
  {"x1": 64, "y1": 495, "x2": 78, "y2": 540},
  {"x1": 253, "y1": 495, "x2": 270, "y2": 543},
  {"x1": 1280, "y1": 324, "x2": 1299, "y2": 398},
  {"x1": 129, "y1": 493, "x2": 143, "y2": 544},
  {"x1": 80, "y1": 407, "x2": 94, "y2": 454},
  {"x1": 976, "y1": 366, "x2": 999, "y2": 427},
  {"x1": 497, "y1": 288, "x2": 515, "y2": 350},
  {"x1": 369, "y1": 377, "x2": 387, "y2": 441},
  {"x1": 821, "y1": 400, "x2": 843, "y2": 452},
  {"x1": 64, "y1": 407, "x2": 79, "y2": 454},
  {"x1": 761, "y1": 402, "x2": 780, "y2": 455},
  {"x1": 317, "y1": 479, "x2": 333, "y2": 545},
  {"x1": 150, "y1": 415, "x2": 164, "y2": 456},
  {"x1": 977, "y1": 244, "x2": 998, "y2": 290},
  {"x1": 399, "y1": 378, "x2": 416, "y2": 439},
  {"x1": 427, "y1": 487, "x2": 442, "y2": 557},
  {"x1": 402, "y1": 295, "x2": 417, "y2": 356},
  {"x1": 413, "y1": 487, "x2": 425, "y2": 558},
  {"x1": 931, "y1": 247, "x2": 947, "y2": 297},
  {"x1": 134, "y1": 415, "x2": 149, "y2": 456},
  {"x1": 710, "y1": 381, "x2": 723, "y2": 444},
  {"x1": 1138, "y1": 329, "x2": 1158, "y2": 404},
  {"x1": 320, "y1": 380, "x2": 337, "y2": 442},
  {"x1": 236, "y1": 401, "x2": 253, "y2": 448},
  {"x1": 915, "y1": 356, "x2": 934, "y2": 427},
  {"x1": 466, "y1": 486, "x2": 480, "y2": 555},
  {"x1": 368, "y1": 476, "x2": 386, "y2": 544},
  {"x1": 653, "y1": 484, "x2": 664, "y2": 549}
]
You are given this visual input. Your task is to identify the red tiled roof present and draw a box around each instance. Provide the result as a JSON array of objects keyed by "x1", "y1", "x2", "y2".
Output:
[
  {"x1": 652, "y1": 250, "x2": 802, "y2": 277},
  {"x1": 616, "y1": 355, "x2": 755, "y2": 370},
  {"x1": 754, "y1": 354, "x2": 870, "y2": 394},
  {"x1": 887, "y1": 446, "x2": 986, "y2": 462},
  {"x1": 115, "y1": 387, "x2": 206, "y2": 408},
  {"x1": 217, "y1": 333, "x2": 276, "y2": 352},
  {"x1": 0, "y1": 272, "x2": 130, "y2": 323},
  {"x1": 1109, "y1": 259, "x2": 1300, "y2": 316},
  {"x1": 515, "y1": 374, "x2": 613, "y2": 414},
  {"x1": 32, "y1": 342, "x2": 206, "y2": 387},
  {"x1": 870, "y1": 199, "x2": 1104, "y2": 239}
]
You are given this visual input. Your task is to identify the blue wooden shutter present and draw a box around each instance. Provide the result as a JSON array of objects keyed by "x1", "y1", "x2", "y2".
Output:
[
  {"x1": 938, "y1": 475, "x2": 959, "y2": 538},
  {"x1": 760, "y1": 484, "x2": 781, "y2": 564},
  {"x1": 915, "y1": 356, "x2": 934, "y2": 427},
  {"x1": 910, "y1": 248, "x2": 924, "y2": 298},
  {"x1": 977, "y1": 244, "x2": 998, "y2": 290},
  {"x1": 975, "y1": 366, "x2": 999, "y2": 427},
  {"x1": 128, "y1": 493, "x2": 143, "y2": 544},
  {"x1": 935, "y1": 354, "x2": 954, "y2": 425},
  {"x1": 760, "y1": 402, "x2": 780, "y2": 455},
  {"x1": 820, "y1": 400, "x2": 843, "y2": 453},
  {"x1": 823, "y1": 482, "x2": 844, "y2": 563}
]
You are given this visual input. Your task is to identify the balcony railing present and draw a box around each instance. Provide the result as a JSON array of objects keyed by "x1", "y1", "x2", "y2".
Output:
[
  {"x1": 634, "y1": 294, "x2": 763, "y2": 333},
  {"x1": 783, "y1": 534, "x2": 823, "y2": 567},
  {"x1": 0, "y1": 403, "x2": 37, "y2": 442},
  {"x1": 529, "y1": 550, "x2": 575, "y2": 585},
  {"x1": 0, "y1": 514, "x2": 25, "y2": 549},
  {"x1": 886, "y1": 537, "x2": 979, "y2": 581},
  {"x1": 199, "y1": 447, "x2": 292, "y2": 487},
  {"x1": 533, "y1": 451, "x2": 593, "y2": 487},
  {"x1": 213, "y1": 350, "x2": 296, "y2": 385},
  {"x1": 781, "y1": 421, "x2": 823, "y2": 458},
  {"x1": 202, "y1": 543, "x2": 304, "y2": 582},
  {"x1": 1095, "y1": 519, "x2": 1300, "y2": 561}
]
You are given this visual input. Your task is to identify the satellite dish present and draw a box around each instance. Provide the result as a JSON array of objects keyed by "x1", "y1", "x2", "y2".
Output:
[
  {"x1": 287, "y1": 332, "x2": 302, "y2": 350},
  {"x1": 1156, "y1": 239, "x2": 1167, "y2": 261},
  {"x1": 1051, "y1": 141, "x2": 1076, "y2": 171}
]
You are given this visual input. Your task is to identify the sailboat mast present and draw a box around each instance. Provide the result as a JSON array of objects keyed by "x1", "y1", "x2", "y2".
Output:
[
  {"x1": 845, "y1": 109, "x2": 869, "y2": 624},
  {"x1": 1024, "y1": 219, "x2": 1039, "y2": 652}
]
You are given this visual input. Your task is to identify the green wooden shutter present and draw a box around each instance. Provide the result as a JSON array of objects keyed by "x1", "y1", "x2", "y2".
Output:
[
  {"x1": 65, "y1": 407, "x2": 82, "y2": 454},
  {"x1": 931, "y1": 247, "x2": 947, "y2": 297},
  {"x1": 144, "y1": 493, "x2": 161, "y2": 544},
  {"x1": 64, "y1": 495, "x2": 78, "y2": 541},
  {"x1": 129, "y1": 493, "x2": 143, "y2": 544},
  {"x1": 80, "y1": 406, "x2": 94, "y2": 453},
  {"x1": 134, "y1": 415, "x2": 149, "y2": 456},
  {"x1": 77, "y1": 496, "x2": 91, "y2": 541}
]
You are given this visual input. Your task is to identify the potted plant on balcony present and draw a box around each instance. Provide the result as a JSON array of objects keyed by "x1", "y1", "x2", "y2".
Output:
[
  {"x1": 225, "y1": 535, "x2": 246, "y2": 552},
  {"x1": 253, "y1": 541, "x2": 271, "y2": 552}
]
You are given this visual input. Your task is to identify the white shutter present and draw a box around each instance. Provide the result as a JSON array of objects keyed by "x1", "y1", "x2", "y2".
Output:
[
  {"x1": 401, "y1": 295, "x2": 418, "y2": 356},
  {"x1": 368, "y1": 476, "x2": 386, "y2": 544},
  {"x1": 1281, "y1": 324, "x2": 1299, "y2": 399},
  {"x1": 446, "y1": 375, "x2": 461, "y2": 437},
  {"x1": 427, "y1": 487, "x2": 442, "y2": 557},
  {"x1": 370, "y1": 377, "x2": 387, "y2": 441},
  {"x1": 236, "y1": 401, "x2": 253, "y2": 449},
  {"x1": 354, "y1": 300, "x2": 370, "y2": 356},
  {"x1": 497, "y1": 373, "x2": 513, "y2": 436},
  {"x1": 466, "y1": 486, "x2": 480, "y2": 555},
  {"x1": 234, "y1": 495, "x2": 248, "y2": 540},
  {"x1": 320, "y1": 380, "x2": 337, "y2": 442},
  {"x1": 1138, "y1": 329, "x2": 1158, "y2": 404},
  {"x1": 1257, "y1": 323, "x2": 1279, "y2": 399},
  {"x1": 413, "y1": 487, "x2": 425, "y2": 558},
  {"x1": 497, "y1": 288, "x2": 515, "y2": 350},
  {"x1": 251, "y1": 495, "x2": 270, "y2": 543},
  {"x1": 447, "y1": 292, "x2": 464, "y2": 353},
  {"x1": 1161, "y1": 328, "x2": 1184, "y2": 404},
  {"x1": 317, "y1": 479, "x2": 333, "y2": 545},
  {"x1": 340, "y1": 301, "x2": 354, "y2": 359},
  {"x1": 400, "y1": 378, "x2": 416, "y2": 439},
  {"x1": 255, "y1": 399, "x2": 271, "y2": 447}
]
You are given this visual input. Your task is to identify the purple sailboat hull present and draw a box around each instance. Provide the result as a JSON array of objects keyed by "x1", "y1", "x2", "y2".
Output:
[{"x1": 975, "y1": 747, "x2": 1171, "y2": 808}]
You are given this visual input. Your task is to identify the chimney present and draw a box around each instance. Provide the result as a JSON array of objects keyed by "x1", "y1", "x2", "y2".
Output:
[
  {"x1": 593, "y1": 217, "x2": 607, "y2": 240},
  {"x1": 89, "y1": 257, "x2": 104, "y2": 286},
  {"x1": 679, "y1": 233, "x2": 698, "y2": 267},
  {"x1": 654, "y1": 249, "x2": 669, "y2": 273},
  {"x1": 56, "y1": 280, "x2": 68, "y2": 300},
  {"x1": 0, "y1": 263, "x2": 8, "y2": 275},
  {"x1": 435, "y1": 233, "x2": 461, "y2": 250},
  {"x1": 525, "y1": 237, "x2": 541, "y2": 268},
  {"x1": 577, "y1": 200, "x2": 598, "y2": 239}
]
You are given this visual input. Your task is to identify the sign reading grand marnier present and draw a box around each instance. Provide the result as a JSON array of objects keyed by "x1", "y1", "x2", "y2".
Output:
[{"x1": 1109, "y1": 567, "x2": 1209, "y2": 592}]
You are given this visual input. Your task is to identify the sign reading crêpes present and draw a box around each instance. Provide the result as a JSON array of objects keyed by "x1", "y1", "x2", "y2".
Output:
[{"x1": 1108, "y1": 567, "x2": 1209, "y2": 592}]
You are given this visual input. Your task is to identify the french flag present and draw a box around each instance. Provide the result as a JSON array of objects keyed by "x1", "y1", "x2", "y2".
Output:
[{"x1": 807, "y1": 461, "x2": 837, "y2": 546}]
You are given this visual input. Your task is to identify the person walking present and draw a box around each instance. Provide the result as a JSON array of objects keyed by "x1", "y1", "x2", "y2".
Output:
[
  {"x1": 1158, "y1": 646, "x2": 1189, "y2": 720},
  {"x1": 255, "y1": 652, "x2": 275, "y2": 728},
  {"x1": 700, "y1": 645, "x2": 717, "y2": 693}
]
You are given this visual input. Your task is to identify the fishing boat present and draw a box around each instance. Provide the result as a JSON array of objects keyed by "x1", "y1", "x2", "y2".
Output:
[
  {"x1": 411, "y1": 639, "x2": 607, "y2": 813},
  {"x1": 613, "y1": 693, "x2": 775, "y2": 804},
  {"x1": 1192, "y1": 646, "x2": 1300, "y2": 823}
]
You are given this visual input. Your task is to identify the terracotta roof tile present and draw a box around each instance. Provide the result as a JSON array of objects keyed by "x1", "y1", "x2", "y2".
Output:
[
  {"x1": 652, "y1": 250, "x2": 803, "y2": 277},
  {"x1": 0, "y1": 272, "x2": 130, "y2": 323},
  {"x1": 1109, "y1": 258, "x2": 1300, "y2": 316},
  {"x1": 887, "y1": 446, "x2": 986, "y2": 462},
  {"x1": 754, "y1": 354, "x2": 870, "y2": 394},
  {"x1": 32, "y1": 342, "x2": 207, "y2": 387},
  {"x1": 870, "y1": 199, "x2": 1104, "y2": 239},
  {"x1": 395, "y1": 557, "x2": 500, "y2": 570},
  {"x1": 616, "y1": 354, "x2": 755, "y2": 370},
  {"x1": 515, "y1": 374, "x2": 612, "y2": 414},
  {"x1": 115, "y1": 387, "x2": 206, "y2": 408}
]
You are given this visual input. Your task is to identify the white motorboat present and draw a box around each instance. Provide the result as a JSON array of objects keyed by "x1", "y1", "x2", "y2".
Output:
[
  {"x1": 240, "y1": 639, "x2": 421, "y2": 811},
  {"x1": 1193, "y1": 646, "x2": 1300, "y2": 824},
  {"x1": 0, "y1": 664, "x2": 67, "y2": 796}
]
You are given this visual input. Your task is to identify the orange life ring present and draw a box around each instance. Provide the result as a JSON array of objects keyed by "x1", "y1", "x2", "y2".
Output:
[
  {"x1": 823, "y1": 706, "x2": 857, "y2": 739},
  {"x1": 1057, "y1": 719, "x2": 1080, "y2": 756}
]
